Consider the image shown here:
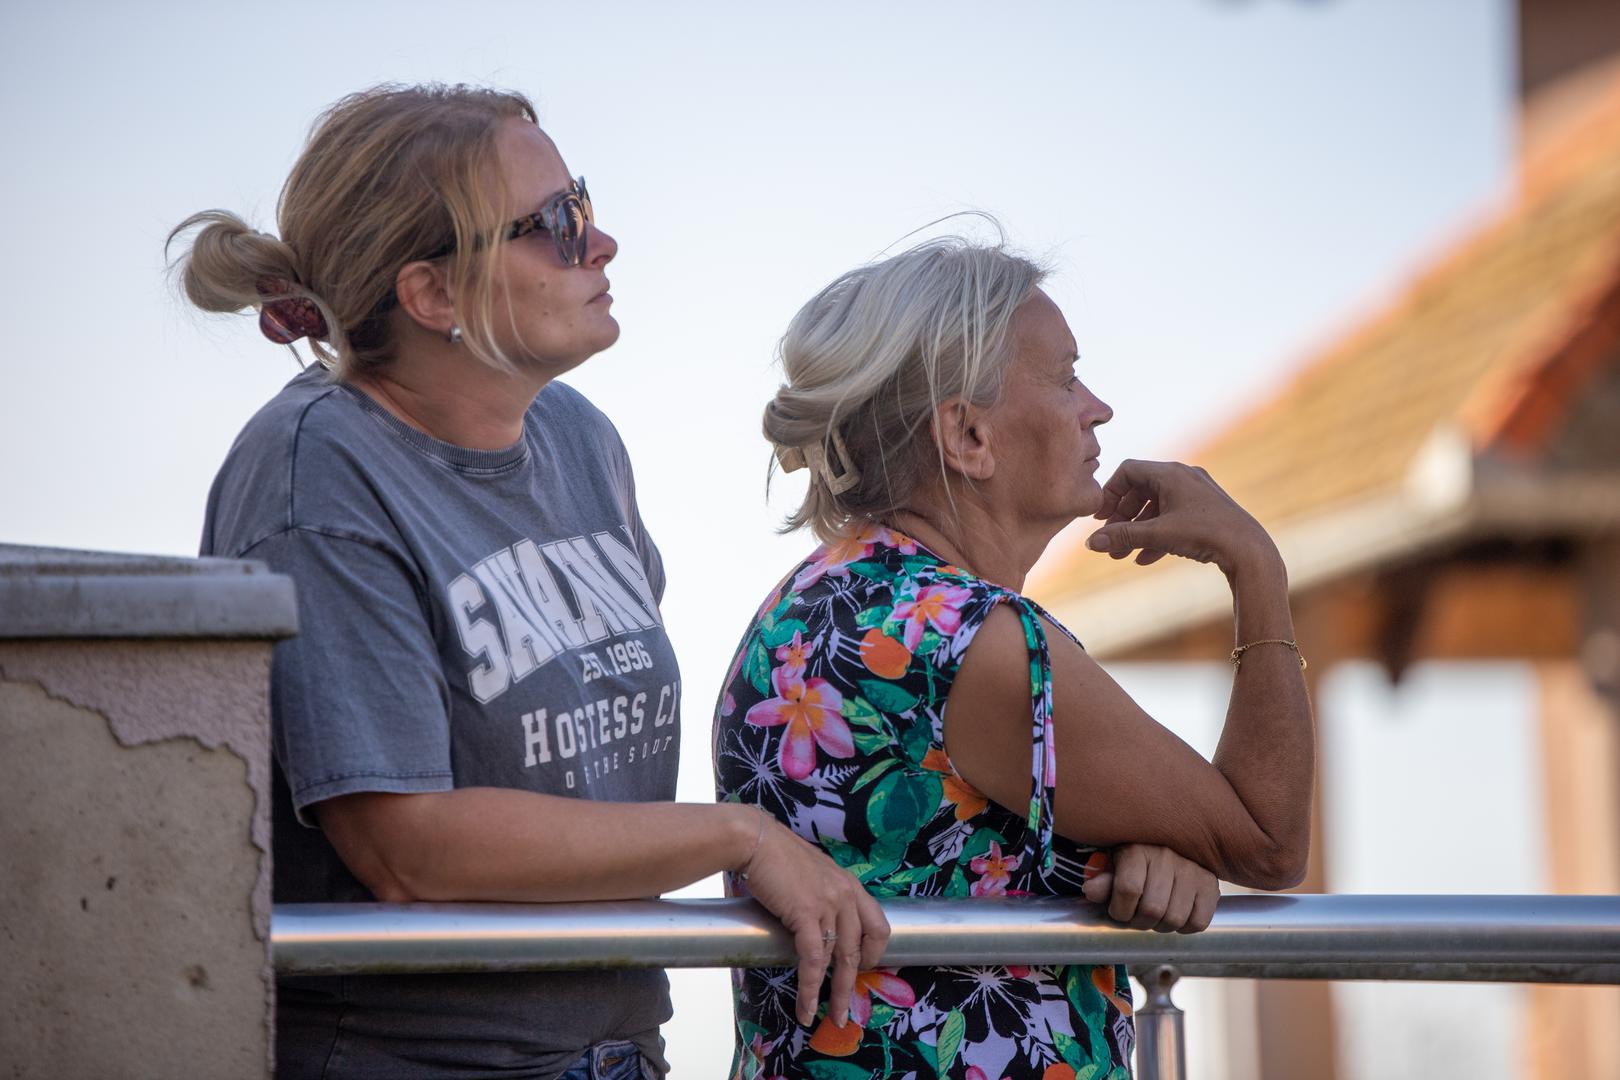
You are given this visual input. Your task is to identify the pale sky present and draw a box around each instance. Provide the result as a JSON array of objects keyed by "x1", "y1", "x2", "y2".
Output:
[{"x1": 0, "y1": 2, "x2": 1520, "y2": 1075}]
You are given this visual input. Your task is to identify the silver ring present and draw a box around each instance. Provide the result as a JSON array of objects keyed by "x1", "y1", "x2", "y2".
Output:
[{"x1": 821, "y1": 930, "x2": 837, "y2": 944}]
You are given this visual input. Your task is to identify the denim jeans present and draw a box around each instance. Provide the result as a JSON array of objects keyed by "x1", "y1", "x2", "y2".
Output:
[{"x1": 556, "y1": 1039, "x2": 655, "y2": 1080}]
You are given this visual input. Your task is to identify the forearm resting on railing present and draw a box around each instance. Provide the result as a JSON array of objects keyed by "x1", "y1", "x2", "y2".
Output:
[{"x1": 315, "y1": 789, "x2": 759, "y2": 903}]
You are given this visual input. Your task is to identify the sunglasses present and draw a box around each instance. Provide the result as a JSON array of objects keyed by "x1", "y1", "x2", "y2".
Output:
[{"x1": 425, "y1": 176, "x2": 594, "y2": 267}]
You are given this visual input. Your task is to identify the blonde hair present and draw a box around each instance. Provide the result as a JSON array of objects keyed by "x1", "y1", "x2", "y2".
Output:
[
  {"x1": 765, "y1": 235, "x2": 1048, "y2": 543},
  {"x1": 167, "y1": 83, "x2": 538, "y2": 378}
]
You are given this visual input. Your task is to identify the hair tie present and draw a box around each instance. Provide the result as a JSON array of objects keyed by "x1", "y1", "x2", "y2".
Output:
[{"x1": 257, "y1": 276, "x2": 329, "y2": 344}]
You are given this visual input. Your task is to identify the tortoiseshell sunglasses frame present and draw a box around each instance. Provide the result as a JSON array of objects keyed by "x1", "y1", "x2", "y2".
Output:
[{"x1": 423, "y1": 176, "x2": 593, "y2": 266}]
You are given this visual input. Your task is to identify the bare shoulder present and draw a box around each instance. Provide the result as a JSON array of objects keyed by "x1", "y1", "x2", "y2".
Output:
[{"x1": 950, "y1": 602, "x2": 1032, "y2": 710}]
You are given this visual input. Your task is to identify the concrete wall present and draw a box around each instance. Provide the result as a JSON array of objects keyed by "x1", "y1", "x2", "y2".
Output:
[{"x1": 0, "y1": 545, "x2": 295, "y2": 1080}]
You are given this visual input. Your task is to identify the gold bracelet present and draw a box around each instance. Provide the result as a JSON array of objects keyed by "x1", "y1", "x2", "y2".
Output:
[{"x1": 1230, "y1": 638, "x2": 1307, "y2": 671}]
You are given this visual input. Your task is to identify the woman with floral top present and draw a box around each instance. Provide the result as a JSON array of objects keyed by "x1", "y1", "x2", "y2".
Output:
[{"x1": 714, "y1": 236, "x2": 1313, "y2": 1079}]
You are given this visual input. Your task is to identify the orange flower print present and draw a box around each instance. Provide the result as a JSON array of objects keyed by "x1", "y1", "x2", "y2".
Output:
[
  {"x1": 1041, "y1": 1066, "x2": 1077, "y2": 1080},
  {"x1": 807, "y1": 969, "x2": 914, "y2": 1054},
  {"x1": 969, "y1": 841, "x2": 1021, "y2": 896},
  {"x1": 1092, "y1": 964, "x2": 1133, "y2": 1016},
  {"x1": 891, "y1": 583, "x2": 972, "y2": 651},
  {"x1": 921, "y1": 748, "x2": 988, "y2": 821},
  {"x1": 859, "y1": 627, "x2": 911, "y2": 679},
  {"x1": 792, "y1": 533, "x2": 874, "y2": 591},
  {"x1": 791, "y1": 526, "x2": 918, "y2": 591},
  {"x1": 807, "y1": 1014, "x2": 861, "y2": 1056},
  {"x1": 775, "y1": 629, "x2": 815, "y2": 680},
  {"x1": 744, "y1": 667, "x2": 853, "y2": 780}
]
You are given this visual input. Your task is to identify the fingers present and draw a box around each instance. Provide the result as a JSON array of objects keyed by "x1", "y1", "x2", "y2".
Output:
[
  {"x1": 1181, "y1": 877, "x2": 1220, "y2": 935},
  {"x1": 856, "y1": 889, "x2": 891, "y2": 970},
  {"x1": 1153, "y1": 875, "x2": 1197, "y2": 933},
  {"x1": 1081, "y1": 871, "x2": 1113, "y2": 905},
  {"x1": 1128, "y1": 851, "x2": 1174, "y2": 930},
  {"x1": 792, "y1": 920, "x2": 831, "y2": 1027},
  {"x1": 824, "y1": 905, "x2": 862, "y2": 1028},
  {"x1": 1096, "y1": 458, "x2": 1163, "y2": 517},
  {"x1": 1105, "y1": 846, "x2": 1146, "y2": 924}
]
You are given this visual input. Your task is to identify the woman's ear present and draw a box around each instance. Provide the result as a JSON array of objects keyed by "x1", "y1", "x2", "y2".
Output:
[
  {"x1": 393, "y1": 260, "x2": 457, "y2": 338},
  {"x1": 932, "y1": 399, "x2": 996, "y2": 481}
]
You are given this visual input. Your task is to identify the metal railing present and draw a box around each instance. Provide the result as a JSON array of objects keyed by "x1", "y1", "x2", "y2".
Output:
[{"x1": 273, "y1": 894, "x2": 1620, "y2": 1080}]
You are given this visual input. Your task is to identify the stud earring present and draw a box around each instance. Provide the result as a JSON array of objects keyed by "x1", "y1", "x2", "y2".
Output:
[{"x1": 448, "y1": 326, "x2": 462, "y2": 345}]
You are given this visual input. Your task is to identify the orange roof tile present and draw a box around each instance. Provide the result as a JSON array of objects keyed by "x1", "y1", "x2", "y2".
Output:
[{"x1": 1030, "y1": 75, "x2": 1620, "y2": 616}]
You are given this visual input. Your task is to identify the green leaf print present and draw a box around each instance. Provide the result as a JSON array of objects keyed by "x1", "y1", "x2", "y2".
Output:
[
  {"x1": 898, "y1": 722, "x2": 932, "y2": 768},
  {"x1": 913, "y1": 1040, "x2": 939, "y2": 1073},
  {"x1": 840, "y1": 695, "x2": 884, "y2": 730},
  {"x1": 915, "y1": 629, "x2": 944, "y2": 656},
  {"x1": 1075, "y1": 1066, "x2": 1103, "y2": 1080},
  {"x1": 867, "y1": 1001, "x2": 897, "y2": 1027},
  {"x1": 850, "y1": 758, "x2": 898, "y2": 793},
  {"x1": 934, "y1": 1009, "x2": 966, "y2": 1076},
  {"x1": 802, "y1": 1062, "x2": 872, "y2": 1080},
  {"x1": 1052, "y1": 1029, "x2": 1087, "y2": 1071},
  {"x1": 854, "y1": 605, "x2": 892, "y2": 629},
  {"x1": 849, "y1": 561, "x2": 897, "y2": 583},
  {"x1": 1106, "y1": 1068, "x2": 1131, "y2": 1080},
  {"x1": 819, "y1": 837, "x2": 864, "y2": 867},
  {"x1": 745, "y1": 639, "x2": 771, "y2": 696},
  {"x1": 1064, "y1": 967, "x2": 1111, "y2": 1068},
  {"x1": 866, "y1": 770, "x2": 943, "y2": 840},
  {"x1": 857, "y1": 679, "x2": 920, "y2": 715},
  {"x1": 760, "y1": 618, "x2": 809, "y2": 648},
  {"x1": 853, "y1": 730, "x2": 893, "y2": 755},
  {"x1": 945, "y1": 865, "x2": 971, "y2": 897},
  {"x1": 855, "y1": 860, "x2": 902, "y2": 884},
  {"x1": 885, "y1": 864, "x2": 941, "y2": 887}
]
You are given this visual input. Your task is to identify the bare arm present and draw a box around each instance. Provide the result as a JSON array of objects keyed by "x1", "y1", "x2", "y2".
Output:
[
  {"x1": 317, "y1": 790, "x2": 889, "y2": 1027},
  {"x1": 945, "y1": 460, "x2": 1313, "y2": 891}
]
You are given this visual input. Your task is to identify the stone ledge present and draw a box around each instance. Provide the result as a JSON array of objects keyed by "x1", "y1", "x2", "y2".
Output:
[{"x1": 0, "y1": 544, "x2": 298, "y2": 639}]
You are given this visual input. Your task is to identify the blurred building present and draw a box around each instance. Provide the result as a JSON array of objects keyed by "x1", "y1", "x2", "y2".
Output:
[{"x1": 1030, "y1": 3, "x2": 1620, "y2": 1077}]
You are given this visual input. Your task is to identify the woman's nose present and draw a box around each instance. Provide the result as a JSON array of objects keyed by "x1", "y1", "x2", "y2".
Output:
[{"x1": 588, "y1": 223, "x2": 618, "y2": 267}]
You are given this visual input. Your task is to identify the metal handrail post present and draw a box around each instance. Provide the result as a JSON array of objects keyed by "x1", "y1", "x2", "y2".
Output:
[{"x1": 1133, "y1": 964, "x2": 1187, "y2": 1080}]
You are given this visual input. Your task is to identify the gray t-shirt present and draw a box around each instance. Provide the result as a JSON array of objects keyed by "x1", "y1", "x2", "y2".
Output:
[{"x1": 202, "y1": 364, "x2": 679, "y2": 1080}]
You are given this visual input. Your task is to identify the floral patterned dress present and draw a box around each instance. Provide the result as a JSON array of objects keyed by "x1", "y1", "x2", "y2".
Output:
[{"x1": 714, "y1": 526, "x2": 1133, "y2": 1080}]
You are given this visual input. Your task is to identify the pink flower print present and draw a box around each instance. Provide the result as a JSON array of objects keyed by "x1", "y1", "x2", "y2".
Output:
[
  {"x1": 792, "y1": 533, "x2": 876, "y2": 591},
  {"x1": 847, "y1": 969, "x2": 916, "y2": 1025},
  {"x1": 744, "y1": 667, "x2": 853, "y2": 780},
  {"x1": 774, "y1": 630, "x2": 815, "y2": 680},
  {"x1": 890, "y1": 583, "x2": 973, "y2": 651},
  {"x1": 864, "y1": 524, "x2": 918, "y2": 555},
  {"x1": 969, "y1": 841, "x2": 1021, "y2": 896}
]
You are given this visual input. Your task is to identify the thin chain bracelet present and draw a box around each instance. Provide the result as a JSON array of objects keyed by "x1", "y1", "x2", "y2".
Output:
[
  {"x1": 736, "y1": 804, "x2": 768, "y2": 881},
  {"x1": 1230, "y1": 638, "x2": 1307, "y2": 670}
]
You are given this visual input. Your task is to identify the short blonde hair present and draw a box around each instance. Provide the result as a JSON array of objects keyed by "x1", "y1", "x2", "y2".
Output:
[
  {"x1": 167, "y1": 83, "x2": 538, "y2": 378},
  {"x1": 765, "y1": 235, "x2": 1047, "y2": 543}
]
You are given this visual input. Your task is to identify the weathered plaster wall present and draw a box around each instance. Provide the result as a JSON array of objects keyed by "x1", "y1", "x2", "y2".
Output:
[{"x1": 0, "y1": 640, "x2": 274, "y2": 1079}]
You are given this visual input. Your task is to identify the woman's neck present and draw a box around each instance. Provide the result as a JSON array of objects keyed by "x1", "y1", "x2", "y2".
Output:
[
  {"x1": 885, "y1": 506, "x2": 1041, "y2": 594},
  {"x1": 348, "y1": 349, "x2": 549, "y2": 451}
]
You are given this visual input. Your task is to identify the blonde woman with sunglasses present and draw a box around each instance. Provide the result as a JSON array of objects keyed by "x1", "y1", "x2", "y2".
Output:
[{"x1": 171, "y1": 84, "x2": 886, "y2": 1080}]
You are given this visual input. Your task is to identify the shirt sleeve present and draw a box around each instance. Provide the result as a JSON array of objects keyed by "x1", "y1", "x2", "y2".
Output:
[{"x1": 249, "y1": 526, "x2": 454, "y2": 826}]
